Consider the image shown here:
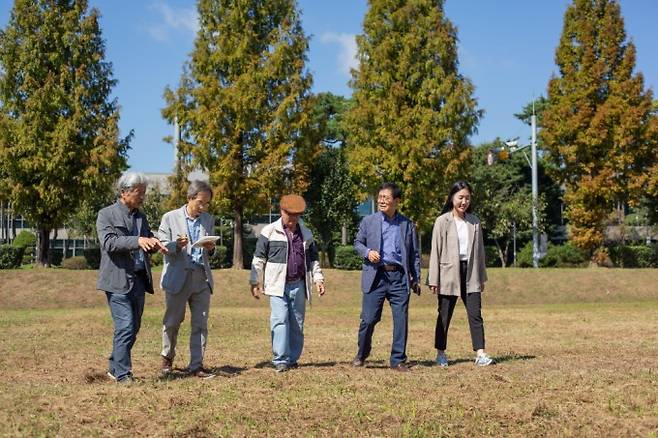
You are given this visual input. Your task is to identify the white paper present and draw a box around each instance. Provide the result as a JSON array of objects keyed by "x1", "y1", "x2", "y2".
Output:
[{"x1": 191, "y1": 235, "x2": 220, "y2": 248}]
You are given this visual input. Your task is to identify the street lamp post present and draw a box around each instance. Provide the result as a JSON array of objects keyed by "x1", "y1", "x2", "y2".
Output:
[
  {"x1": 501, "y1": 116, "x2": 540, "y2": 268},
  {"x1": 530, "y1": 115, "x2": 540, "y2": 268}
]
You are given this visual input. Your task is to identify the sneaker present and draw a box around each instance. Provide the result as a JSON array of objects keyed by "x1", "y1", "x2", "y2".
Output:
[
  {"x1": 107, "y1": 371, "x2": 117, "y2": 381},
  {"x1": 275, "y1": 363, "x2": 289, "y2": 373},
  {"x1": 161, "y1": 356, "x2": 173, "y2": 375},
  {"x1": 436, "y1": 352, "x2": 449, "y2": 367},
  {"x1": 117, "y1": 375, "x2": 135, "y2": 385},
  {"x1": 474, "y1": 353, "x2": 493, "y2": 367}
]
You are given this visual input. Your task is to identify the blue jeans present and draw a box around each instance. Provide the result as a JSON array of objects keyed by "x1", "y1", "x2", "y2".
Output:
[
  {"x1": 105, "y1": 273, "x2": 146, "y2": 380},
  {"x1": 269, "y1": 280, "x2": 306, "y2": 366},
  {"x1": 357, "y1": 269, "x2": 410, "y2": 367}
]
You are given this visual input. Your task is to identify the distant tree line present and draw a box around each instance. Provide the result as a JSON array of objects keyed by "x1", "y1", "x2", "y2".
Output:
[{"x1": 0, "y1": 0, "x2": 656, "y2": 268}]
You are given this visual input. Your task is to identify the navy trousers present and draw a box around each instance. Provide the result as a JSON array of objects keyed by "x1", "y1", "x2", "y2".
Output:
[
  {"x1": 105, "y1": 273, "x2": 147, "y2": 381},
  {"x1": 356, "y1": 268, "x2": 410, "y2": 367}
]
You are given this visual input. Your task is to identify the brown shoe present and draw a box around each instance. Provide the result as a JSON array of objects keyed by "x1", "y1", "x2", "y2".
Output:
[
  {"x1": 192, "y1": 367, "x2": 216, "y2": 379},
  {"x1": 161, "y1": 356, "x2": 173, "y2": 374},
  {"x1": 352, "y1": 357, "x2": 365, "y2": 367},
  {"x1": 391, "y1": 363, "x2": 410, "y2": 372}
]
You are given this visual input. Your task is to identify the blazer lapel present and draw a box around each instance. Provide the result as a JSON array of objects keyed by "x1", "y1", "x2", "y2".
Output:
[
  {"x1": 176, "y1": 206, "x2": 192, "y2": 255},
  {"x1": 373, "y1": 214, "x2": 382, "y2": 252},
  {"x1": 466, "y1": 217, "x2": 475, "y2": 259}
]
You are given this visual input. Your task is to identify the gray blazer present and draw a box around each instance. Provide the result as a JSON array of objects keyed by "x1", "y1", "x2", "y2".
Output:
[
  {"x1": 96, "y1": 201, "x2": 155, "y2": 294},
  {"x1": 427, "y1": 212, "x2": 488, "y2": 295},
  {"x1": 354, "y1": 212, "x2": 421, "y2": 294},
  {"x1": 158, "y1": 206, "x2": 215, "y2": 294}
]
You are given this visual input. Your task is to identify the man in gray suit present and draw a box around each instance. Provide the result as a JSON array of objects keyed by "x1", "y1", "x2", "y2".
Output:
[
  {"x1": 158, "y1": 180, "x2": 216, "y2": 379},
  {"x1": 352, "y1": 182, "x2": 421, "y2": 372},
  {"x1": 97, "y1": 172, "x2": 168, "y2": 384}
]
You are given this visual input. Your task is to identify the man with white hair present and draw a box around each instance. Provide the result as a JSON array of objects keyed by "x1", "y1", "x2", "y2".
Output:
[
  {"x1": 96, "y1": 172, "x2": 167, "y2": 384},
  {"x1": 158, "y1": 180, "x2": 217, "y2": 379}
]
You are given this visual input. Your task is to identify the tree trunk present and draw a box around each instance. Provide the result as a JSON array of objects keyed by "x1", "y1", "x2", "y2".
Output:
[
  {"x1": 495, "y1": 240, "x2": 506, "y2": 268},
  {"x1": 232, "y1": 207, "x2": 244, "y2": 270},
  {"x1": 36, "y1": 227, "x2": 51, "y2": 267}
]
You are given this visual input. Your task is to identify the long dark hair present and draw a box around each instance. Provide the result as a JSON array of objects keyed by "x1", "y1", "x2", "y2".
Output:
[{"x1": 441, "y1": 180, "x2": 473, "y2": 215}]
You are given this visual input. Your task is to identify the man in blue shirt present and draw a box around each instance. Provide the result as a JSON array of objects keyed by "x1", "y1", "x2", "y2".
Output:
[{"x1": 352, "y1": 182, "x2": 421, "y2": 372}]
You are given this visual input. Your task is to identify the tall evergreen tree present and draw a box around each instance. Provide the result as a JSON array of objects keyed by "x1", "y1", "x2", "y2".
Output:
[
  {"x1": 163, "y1": 0, "x2": 315, "y2": 269},
  {"x1": 302, "y1": 93, "x2": 359, "y2": 266},
  {"x1": 345, "y1": 0, "x2": 481, "y2": 227},
  {"x1": 541, "y1": 0, "x2": 658, "y2": 261},
  {"x1": 0, "y1": 0, "x2": 130, "y2": 266}
]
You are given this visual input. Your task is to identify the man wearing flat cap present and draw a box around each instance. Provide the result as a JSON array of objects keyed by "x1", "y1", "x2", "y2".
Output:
[{"x1": 250, "y1": 194, "x2": 326, "y2": 372}]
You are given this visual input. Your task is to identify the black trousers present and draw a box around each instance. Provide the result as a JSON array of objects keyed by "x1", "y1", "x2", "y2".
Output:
[{"x1": 434, "y1": 260, "x2": 485, "y2": 351}]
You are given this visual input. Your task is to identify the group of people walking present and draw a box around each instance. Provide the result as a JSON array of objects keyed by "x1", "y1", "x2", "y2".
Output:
[{"x1": 96, "y1": 173, "x2": 492, "y2": 384}]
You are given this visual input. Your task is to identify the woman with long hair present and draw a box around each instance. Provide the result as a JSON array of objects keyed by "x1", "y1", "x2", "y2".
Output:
[{"x1": 427, "y1": 181, "x2": 493, "y2": 366}]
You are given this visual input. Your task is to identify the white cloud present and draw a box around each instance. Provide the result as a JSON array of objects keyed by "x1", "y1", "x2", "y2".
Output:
[
  {"x1": 147, "y1": 1, "x2": 198, "y2": 42},
  {"x1": 320, "y1": 32, "x2": 358, "y2": 76}
]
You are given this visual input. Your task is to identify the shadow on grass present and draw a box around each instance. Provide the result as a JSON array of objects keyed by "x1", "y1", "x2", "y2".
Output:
[
  {"x1": 159, "y1": 365, "x2": 247, "y2": 380},
  {"x1": 411, "y1": 353, "x2": 536, "y2": 368},
  {"x1": 254, "y1": 359, "x2": 394, "y2": 369}
]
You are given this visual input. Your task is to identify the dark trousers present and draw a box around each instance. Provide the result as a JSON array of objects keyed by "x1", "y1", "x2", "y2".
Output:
[
  {"x1": 105, "y1": 272, "x2": 147, "y2": 380},
  {"x1": 434, "y1": 260, "x2": 485, "y2": 351},
  {"x1": 357, "y1": 268, "x2": 410, "y2": 367}
]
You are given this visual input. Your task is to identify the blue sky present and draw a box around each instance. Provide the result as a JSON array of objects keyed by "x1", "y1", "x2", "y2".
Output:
[{"x1": 1, "y1": 1, "x2": 656, "y2": 173}]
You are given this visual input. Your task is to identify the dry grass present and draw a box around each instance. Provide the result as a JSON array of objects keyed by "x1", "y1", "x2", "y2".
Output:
[{"x1": 0, "y1": 268, "x2": 657, "y2": 437}]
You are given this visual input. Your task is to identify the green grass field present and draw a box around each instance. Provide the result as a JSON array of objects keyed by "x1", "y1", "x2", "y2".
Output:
[{"x1": 0, "y1": 268, "x2": 656, "y2": 436}]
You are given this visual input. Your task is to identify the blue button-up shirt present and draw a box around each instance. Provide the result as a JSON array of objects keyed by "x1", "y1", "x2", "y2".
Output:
[
  {"x1": 185, "y1": 208, "x2": 203, "y2": 266},
  {"x1": 131, "y1": 213, "x2": 146, "y2": 271},
  {"x1": 380, "y1": 212, "x2": 402, "y2": 266}
]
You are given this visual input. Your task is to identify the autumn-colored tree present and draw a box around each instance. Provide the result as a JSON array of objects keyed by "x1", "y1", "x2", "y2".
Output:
[
  {"x1": 541, "y1": 0, "x2": 658, "y2": 262},
  {"x1": 0, "y1": 0, "x2": 130, "y2": 266},
  {"x1": 345, "y1": 0, "x2": 481, "y2": 228},
  {"x1": 163, "y1": 0, "x2": 315, "y2": 269}
]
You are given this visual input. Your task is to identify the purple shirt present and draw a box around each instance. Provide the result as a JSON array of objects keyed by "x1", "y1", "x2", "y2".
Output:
[{"x1": 284, "y1": 224, "x2": 305, "y2": 281}]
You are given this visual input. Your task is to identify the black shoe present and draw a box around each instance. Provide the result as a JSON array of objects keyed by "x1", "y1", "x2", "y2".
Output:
[
  {"x1": 352, "y1": 357, "x2": 365, "y2": 367},
  {"x1": 275, "y1": 363, "x2": 289, "y2": 373},
  {"x1": 161, "y1": 356, "x2": 173, "y2": 375}
]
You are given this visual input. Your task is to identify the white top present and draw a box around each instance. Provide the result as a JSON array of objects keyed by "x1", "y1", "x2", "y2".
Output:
[{"x1": 454, "y1": 217, "x2": 468, "y2": 261}]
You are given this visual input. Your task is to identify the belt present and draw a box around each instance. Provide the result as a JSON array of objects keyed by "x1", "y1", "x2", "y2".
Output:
[
  {"x1": 286, "y1": 276, "x2": 304, "y2": 283},
  {"x1": 381, "y1": 264, "x2": 403, "y2": 272}
]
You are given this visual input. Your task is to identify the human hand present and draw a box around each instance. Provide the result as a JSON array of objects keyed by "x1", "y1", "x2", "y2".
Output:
[
  {"x1": 367, "y1": 250, "x2": 381, "y2": 263},
  {"x1": 411, "y1": 282, "x2": 421, "y2": 296},
  {"x1": 176, "y1": 234, "x2": 189, "y2": 250},
  {"x1": 139, "y1": 237, "x2": 167, "y2": 253},
  {"x1": 429, "y1": 285, "x2": 439, "y2": 295},
  {"x1": 316, "y1": 282, "x2": 326, "y2": 296},
  {"x1": 251, "y1": 284, "x2": 261, "y2": 299}
]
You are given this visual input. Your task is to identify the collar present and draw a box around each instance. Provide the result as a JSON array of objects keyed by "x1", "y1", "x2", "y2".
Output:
[
  {"x1": 380, "y1": 211, "x2": 399, "y2": 223},
  {"x1": 116, "y1": 200, "x2": 137, "y2": 216},
  {"x1": 283, "y1": 222, "x2": 300, "y2": 234},
  {"x1": 183, "y1": 205, "x2": 200, "y2": 221}
]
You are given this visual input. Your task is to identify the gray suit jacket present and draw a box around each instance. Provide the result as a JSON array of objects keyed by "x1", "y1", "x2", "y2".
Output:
[
  {"x1": 354, "y1": 211, "x2": 421, "y2": 294},
  {"x1": 96, "y1": 201, "x2": 155, "y2": 294},
  {"x1": 158, "y1": 206, "x2": 215, "y2": 294}
]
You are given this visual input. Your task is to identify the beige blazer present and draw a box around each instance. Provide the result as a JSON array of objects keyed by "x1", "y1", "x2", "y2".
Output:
[
  {"x1": 158, "y1": 206, "x2": 215, "y2": 294},
  {"x1": 427, "y1": 212, "x2": 487, "y2": 295}
]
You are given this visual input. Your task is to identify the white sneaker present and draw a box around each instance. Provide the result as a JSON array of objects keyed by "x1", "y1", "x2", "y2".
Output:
[
  {"x1": 474, "y1": 353, "x2": 493, "y2": 366},
  {"x1": 436, "y1": 352, "x2": 448, "y2": 367}
]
